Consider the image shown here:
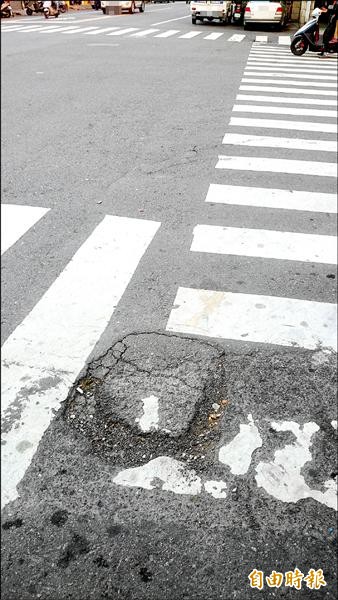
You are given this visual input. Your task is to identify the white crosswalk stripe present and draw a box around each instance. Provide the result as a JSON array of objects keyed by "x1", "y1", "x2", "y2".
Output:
[
  {"x1": 166, "y1": 288, "x2": 337, "y2": 350},
  {"x1": 240, "y1": 84, "x2": 337, "y2": 96},
  {"x1": 166, "y1": 44, "x2": 337, "y2": 352},
  {"x1": 154, "y1": 29, "x2": 180, "y2": 38},
  {"x1": 228, "y1": 34, "x2": 245, "y2": 42},
  {"x1": 204, "y1": 184, "x2": 337, "y2": 214},
  {"x1": 179, "y1": 31, "x2": 202, "y2": 39},
  {"x1": 130, "y1": 28, "x2": 160, "y2": 37},
  {"x1": 107, "y1": 27, "x2": 140, "y2": 35},
  {"x1": 1, "y1": 205, "x2": 49, "y2": 255},
  {"x1": 215, "y1": 155, "x2": 336, "y2": 177},
  {"x1": 236, "y1": 94, "x2": 337, "y2": 106},
  {"x1": 204, "y1": 32, "x2": 224, "y2": 41},
  {"x1": 233, "y1": 104, "x2": 337, "y2": 118},
  {"x1": 1, "y1": 215, "x2": 160, "y2": 508},
  {"x1": 1, "y1": 23, "x2": 247, "y2": 43},
  {"x1": 230, "y1": 117, "x2": 336, "y2": 133},
  {"x1": 222, "y1": 133, "x2": 337, "y2": 152},
  {"x1": 191, "y1": 225, "x2": 336, "y2": 264}
]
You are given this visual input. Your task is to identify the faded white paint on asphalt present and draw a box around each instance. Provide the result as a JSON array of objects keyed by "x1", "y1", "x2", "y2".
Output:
[
  {"x1": 218, "y1": 414, "x2": 262, "y2": 475},
  {"x1": 135, "y1": 395, "x2": 159, "y2": 432},
  {"x1": 255, "y1": 421, "x2": 337, "y2": 510},
  {"x1": 1, "y1": 216, "x2": 160, "y2": 509}
]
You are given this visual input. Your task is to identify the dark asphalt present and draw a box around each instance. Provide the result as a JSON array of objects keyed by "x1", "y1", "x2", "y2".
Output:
[{"x1": 1, "y1": 3, "x2": 337, "y2": 599}]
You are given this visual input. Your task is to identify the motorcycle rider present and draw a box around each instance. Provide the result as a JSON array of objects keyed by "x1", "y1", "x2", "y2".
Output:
[{"x1": 318, "y1": 0, "x2": 338, "y2": 55}]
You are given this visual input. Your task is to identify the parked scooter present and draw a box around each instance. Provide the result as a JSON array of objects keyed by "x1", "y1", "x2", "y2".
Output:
[
  {"x1": 43, "y1": 0, "x2": 59, "y2": 18},
  {"x1": 25, "y1": 0, "x2": 44, "y2": 15},
  {"x1": 1, "y1": 0, "x2": 13, "y2": 17},
  {"x1": 291, "y1": 7, "x2": 338, "y2": 55}
]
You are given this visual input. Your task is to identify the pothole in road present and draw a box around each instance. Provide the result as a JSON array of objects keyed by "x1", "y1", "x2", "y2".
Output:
[{"x1": 63, "y1": 332, "x2": 229, "y2": 472}]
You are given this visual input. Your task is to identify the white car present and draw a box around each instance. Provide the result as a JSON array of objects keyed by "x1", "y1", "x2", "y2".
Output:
[
  {"x1": 243, "y1": 0, "x2": 292, "y2": 30},
  {"x1": 190, "y1": 1, "x2": 232, "y2": 25},
  {"x1": 101, "y1": 1, "x2": 145, "y2": 14}
]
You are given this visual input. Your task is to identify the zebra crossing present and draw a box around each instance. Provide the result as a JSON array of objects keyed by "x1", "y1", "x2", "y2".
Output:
[
  {"x1": 166, "y1": 43, "x2": 337, "y2": 350},
  {"x1": 1, "y1": 17, "x2": 291, "y2": 46},
  {"x1": 0, "y1": 22, "x2": 295, "y2": 44},
  {"x1": 1, "y1": 42, "x2": 337, "y2": 508}
]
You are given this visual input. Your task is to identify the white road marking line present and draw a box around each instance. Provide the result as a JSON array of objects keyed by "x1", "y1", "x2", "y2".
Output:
[
  {"x1": 107, "y1": 27, "x2": 139, "y2": 35},
  {"x1": 61, "y1": 26, "x2": 99, "y2": 34},
  {"x1": 216, "y1": 155, "x2": 336, "y2": 178},
  {"x1": 71, "y1": 15, "x2": 115, "y2": 23},
  {"x1": 204, "y1": 32, "x2": 224, "y2": 40},
  {"x1": 244, "y1": 70, "x2": 337, "y2": 81},
  {"x1": 222, "y1": 132, "x2": 337, "y2": 153},
  {"x1": 38, "y1": 27, "x2": 64, "y2": 33},
  {"x1": 228, "y1": 34, "x2": 245, "y2": 42},
  {"x1": 1, "y1": 26, "x2": 31, "y2": 31},
  {"x1": 39, "y1": 26, "x2": 81, "y2": 33},
  {"x1": 11, "y1": 26, "x2": 48, "y2": 32},
  {"x1": 278, "y1": 35, "x2": 291, "y2": 45},
  {"x1": 191, "y1": 224, "x2": 337, "y2": 265},
  {"x1": 250, "y1": 49, "x2": 338, "y2": 58},
  {"x1": 247, "y1": 58, "x2": 337, "y2": 69},
  {"x1": 152, "y1": 15, "x2": 190, "y2": 26},
  {"x1": 242, "y1": 78, "x2": 337, "y2": 88},
  {"x1": 83, "y1": 27, "x2": 121, "y2": 35},
  {"x1": 236, "y1": 93, "x2": 337, "y2": 106},
  {"x1": 166, "y1": 287, "x2": 337, "y2": 351},
  {"x1": 230, "y1": 116, "x2": 336, "y2": 133},
  {"x1": 255, "y1": 35, "x2": 268, "y2": 42},
  {"x1": 245, "y1": 65, "x2": 338, "y2": 76},
  {"x1": 205, "y1": 184, "x2": 337, "y2": 214},
  {"x1": 154, "y1": 29, "x2": 180, "y2": 38},
  {"x1": 179, "y1": 31, "x2": 202, "y2": 39},
  {"x1": 240, "y1": 84, "x2": 337, "y2": 96},
  {"x1": 233, "y1": 104, "x2": 337, "y2": 118},
  {"x1": 1, "y1": 215, "x2": 160, "y2": 509},
  {"x1": 219, "y1": 414, "x2": 262, "y2": 475},
  {"x1": 1, "y1": 205, "x2": 49, "y2": 255},
  {"x1": 130, "y1": 28, "x2": 160, "y2": 37}
]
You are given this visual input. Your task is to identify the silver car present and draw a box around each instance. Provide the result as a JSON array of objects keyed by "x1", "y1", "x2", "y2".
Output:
[{"x1": 243, "y1": 0, "x2": 292, "y2": 29}]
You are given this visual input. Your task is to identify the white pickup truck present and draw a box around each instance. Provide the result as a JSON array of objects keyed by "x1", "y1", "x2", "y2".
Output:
[
  {"x1": 101, "y1": 0, "x2": 145, "y2": 14},
  {"x1": 190, "y1": 1, "x2": 232, "y2": 25}
]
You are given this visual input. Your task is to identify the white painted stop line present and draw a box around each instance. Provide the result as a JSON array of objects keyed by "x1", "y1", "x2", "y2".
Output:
[
  {"x1": 191, "y1": 225, "x2": 337, "y2": 265},
  {"x1": 1, "y1": 205, "x2": 49, "y2": 255},
  {"x1": 204, "y1": 184, "x2": 337, "y2": 214},
  {"x1": 166, "y1": 287, "x2": 337, "y2": 351},
  {"x1": 1, "y1": 215, "x2": 160, "y2": 509}
]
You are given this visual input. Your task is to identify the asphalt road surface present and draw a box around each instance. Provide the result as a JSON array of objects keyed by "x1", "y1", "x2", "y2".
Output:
[{"x1": 1, "y1": 3, "x2": 337, "y2": 599}]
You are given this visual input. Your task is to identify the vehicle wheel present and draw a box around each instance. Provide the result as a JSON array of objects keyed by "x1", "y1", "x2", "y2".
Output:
[
  {"x1": 139, "y1": 1, "x2": 144, "y2": 11},
  {"x1": 129, "y1": 1, "x2": 135, "y2": 12},
  {"x1": 207, "y1": 17, "x2": 212, "y2": 22},
  {"x1": 102, "y1": 6, "x2": 106, "y2": 13},
  {"x1": 243, "y1": 21, "x2": 250, "y2": 30},
  {"x1": 192, "y1": 16, "x2": 196, "y2": 24},
  {"x1": 291, "y1": 36, "x2": 308, "y2": 56},
  {"x1": 26, "y1": 7, "x2": 33, "y2": 14}
]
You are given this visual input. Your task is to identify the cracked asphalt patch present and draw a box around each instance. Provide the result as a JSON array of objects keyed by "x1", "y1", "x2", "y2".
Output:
[{"x1": 1, "y1": 334, "x2": 337, "y2": 600}]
